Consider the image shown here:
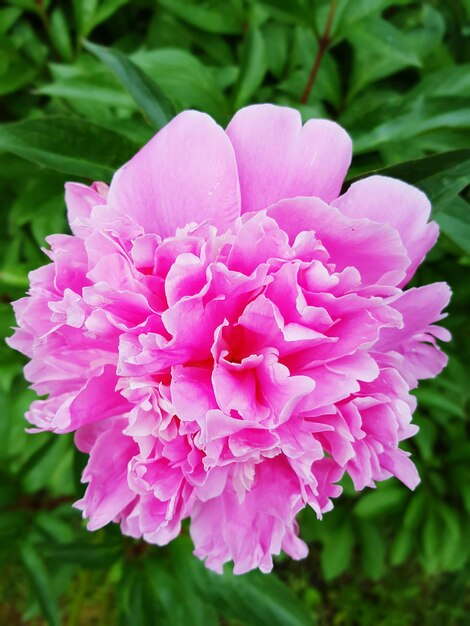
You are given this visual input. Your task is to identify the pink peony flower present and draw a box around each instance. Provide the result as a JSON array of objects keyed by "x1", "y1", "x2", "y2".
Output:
[{"x1": 8, "y1": 105, "x2": 450, "y2": 574}]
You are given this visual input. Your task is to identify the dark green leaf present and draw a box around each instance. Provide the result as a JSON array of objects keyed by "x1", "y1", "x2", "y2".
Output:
[
  {"x1": 44, "y1": 541, "x2": 122, "y2": 568},
  {"x1": 83, "y1": 40, "x2": 175, "y2": 130},
  {"x1": 159, "y1": 0, "x2": 245, "y2": 34},
  {"x1": 20, "y1": 542, "x2": 60, "y2": 626},
  {"x1": 421, "y1": 510, "x2": 442, "y2": 574},
  {"x1": 0, "y1": 116, "x2": 138, "y2": 180},
  {"x1": 321, "y1": 520, "x2": 355, "y2": 580},
  {"x1": 233, "y1": 28, "x2": 267, "y2": 109},
  {"x1": 354, "y1": 486, "x2": 407, "y2": 518},
  {"x1": 347, "y1": 17, "x2": 421, "y2": 98},
  {"x1": 133, "y1": 48, "x2": 229, "y2": 120},
  {"x1": 75, "y1": 0, "x2": 129, "y2": 38},
  {"x1": 347, "y1": 151, "x2": 470, "y2": 221},
  {"x1": 390, "y1": 526, "x2": 414, "y2": 566},
  {"x1": 359, "y1": 521, "x2": 387, "y2": 580},
  {"x1": 170, "y1": 537, "x2": 314, "y2": 626}
]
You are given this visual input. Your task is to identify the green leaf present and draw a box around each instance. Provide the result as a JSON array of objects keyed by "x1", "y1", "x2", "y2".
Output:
[
  {"x1": 263, "y1": 22, "x2": 289, "y2": 79},
  {"x1": 422, "y1": 163, "x2": 470, "y2": 217},
  {"x1": 332, "y1": 0, "x2": 414, "y2": 39},
  {"x1": 390, "y1": 526, "x2": 414, "y2": 566},
  {"x1": 83, "y1": 40, "x2": 175, "y2": 130},
  {"x1": 421, "y1": 510, "x2": 442, "y2": 574},
  {"x1": 44, "y1": 541, "x2": 122, "y2": 569},
  {"x1": 20, "y1": 542, "x2": 60, "y2": 626},
  {"x1": 0, "y1": 7, "x2": 22, "y2": 35},
  {"x1": 233, "y1": 28, "x2": 267, "y2": 109},
  {"x1": 321, "y1": 520, "x2": 355, "y2": 580},
  {"x1": 411, "y1": 64, "x2": 470, "y2": 99},
  {"x1": 0, "y1": 265, "x2": 29, "y2": 289},
  {"x1": 50, "y1": 7, "x2": 73, "y2": 62},
  {"x1": 169, "y1": 537, "x2": 314, "y2": 626},
  {"x1": 133, "y1": 48, "x2": 229, "y2": 120},
  {"x1": 159, "y1": 0, "x2": 245, "y2": 34},
  {"x1": 438, "y1": 506, "x2": 463, "y2": 571},
  {"x1": 75, "y1": 0, "x2": 129, "y2": 38},
  {"x1": 17, "y1": 434, "x2": 57, "y2": 479},
  {"x1": 37, "y1": 74, "x2": 135, "y2": 108},
  {"x1": 354, "y1": 485, "x2": 407, "y2": 518},
  {"x1": 91, "y1": 0, "x2": 129, "y2": 32},
  {"x1": 144, "y1": 559, "x2": 219, "y2": 626},
  {"x1": 351, "y1": 149, "x2": 470, "y2": 185},
  {"x1": 0, "y1": 510, "x2": 26, "y2": 545},
  {"x1": 347, "y1": 17, "x2": 421, "y2": 98},
  {"x1": 353, "y1": 98, "x2": 470, "y2": 154},
  {"x1": 22, "y1": 434, "x2": 74, "y2": 495},
  {"x1": 0, "y1": 36, "x2": 38, "y2": 96},
  {"x1": 416, "y1": 386, "x2": 466, "y2": 419},
  {"x1": 118, "y1": 564, "x2": 160, "y2": 626},
  {"x1": 359, "y1": 521, "x2": 387, "y2": 580},
  {"x1": 0, "y1": 116, "x2": 138, "y2": 180}
]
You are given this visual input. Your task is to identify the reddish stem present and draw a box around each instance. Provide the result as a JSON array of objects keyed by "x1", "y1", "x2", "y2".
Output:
[{"x1": 300, "y1": 0, "x2": 337, "y2": 104}]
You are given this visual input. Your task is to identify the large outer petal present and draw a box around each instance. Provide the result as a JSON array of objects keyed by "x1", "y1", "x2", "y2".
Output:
[
  {"x1": 108, "y1": 111, "x2": 241, "y2": 237},
  {"x1": 226, "y1": 104, "x2": 352, "y2": 213},
  {"x1": 332, "y1": 176, "x2": 439, "y2": 285}
]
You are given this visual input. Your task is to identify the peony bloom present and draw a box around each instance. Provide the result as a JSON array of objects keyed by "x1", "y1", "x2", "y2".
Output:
[{"x1": 8, "y1": 105, "x2": 450, "y2": 574}]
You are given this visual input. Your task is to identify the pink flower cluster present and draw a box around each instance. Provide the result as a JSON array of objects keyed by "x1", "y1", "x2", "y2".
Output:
[{"x1": 8, "y1": 105, "x2": 450, "y2": 574}]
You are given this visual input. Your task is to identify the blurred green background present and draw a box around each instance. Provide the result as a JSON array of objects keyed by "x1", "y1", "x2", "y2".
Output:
[{"x1": 1, "y1": 1, "x2": 469, "y2": 624}]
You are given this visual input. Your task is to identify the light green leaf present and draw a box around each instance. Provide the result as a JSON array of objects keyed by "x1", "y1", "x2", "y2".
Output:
[
  {"x1": 50, "y1": 7, "x2": 73, "y2": 61},
  {"x1": 37, "y1": 73, "x2": 135, "y2": 108},
  {"x1": 0, "y1": 7, "x2": 22, "y2": 35}
]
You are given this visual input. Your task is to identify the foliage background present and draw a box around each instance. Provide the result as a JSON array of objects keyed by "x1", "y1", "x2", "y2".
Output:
[{"x1": 1, "y1": 0, "x2": 469, "y2": 624}]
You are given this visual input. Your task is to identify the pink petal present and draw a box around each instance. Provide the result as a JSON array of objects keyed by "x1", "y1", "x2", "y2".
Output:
[
  {"x1": 65, "y1": 182, "x2": 108, "y2": 237},
  {"x1": 268, "y1": 197, "x2": 409, "y2": 286},
  {"x1": 226, "y1": 104, "x2": 352, "y2": 213},
  {"x1": 332, "y1": 176, "x2": 439, "y2": 285},
  {"x1": 75, "y1": 421, "x2": 138, "y2": 531},
  {"x1": 377, "y1": 282, "x2": 451, "y2": 352},
  {"x1": 108, "y1": 111, "x2": 241, "y2": 237}
]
